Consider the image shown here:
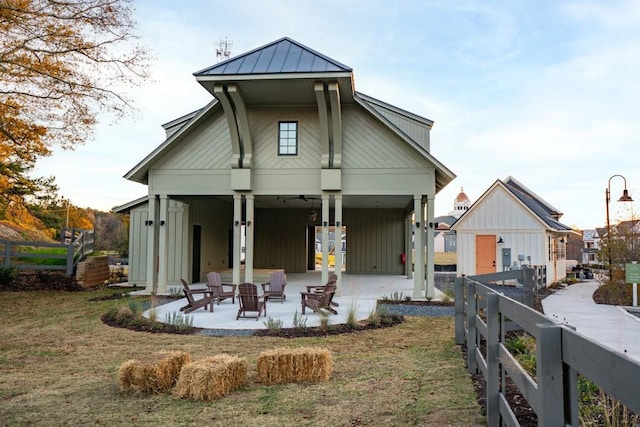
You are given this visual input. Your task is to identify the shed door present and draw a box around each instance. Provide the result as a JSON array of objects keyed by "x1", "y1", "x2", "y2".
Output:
[{"x1": 476, "y1": 235, "x2": 496, "y2": 275}]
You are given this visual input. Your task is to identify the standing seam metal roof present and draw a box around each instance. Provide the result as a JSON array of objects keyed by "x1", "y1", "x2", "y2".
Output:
[
  {"x1": 504, "y1": 179, "x2": 573, "y2": 231},
  {"x1": 194, "y1": 37, "x2": 353, "y2": 76}
]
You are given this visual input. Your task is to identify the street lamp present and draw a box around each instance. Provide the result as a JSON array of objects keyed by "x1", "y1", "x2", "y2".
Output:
[{"x1": 605, "y1": 175, "x2": 634, "y2": 282}]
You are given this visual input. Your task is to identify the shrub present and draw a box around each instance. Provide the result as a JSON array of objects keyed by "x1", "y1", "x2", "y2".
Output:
[
  {"x1": 263, "y1": 317, "x2": 283, "y2": 333},
  {"x1": 345, "y1": 303, "x2": 358, "y2": 330},
  {"x1": 292, "y1": 310, "x2": 307, "y2": 330},
  {"x1": 0, "y1": 267, "x2": 15, "y2": 286}
]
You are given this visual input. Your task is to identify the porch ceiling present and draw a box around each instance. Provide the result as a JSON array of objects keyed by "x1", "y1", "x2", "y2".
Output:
[{"x1": 254, "y1": 194, "x2": 413, "y2": 210}]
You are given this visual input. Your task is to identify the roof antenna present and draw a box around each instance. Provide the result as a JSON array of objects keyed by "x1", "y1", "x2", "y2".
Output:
[{"x1": 216, "y1": 37, "x2": 233, "y2": 62}]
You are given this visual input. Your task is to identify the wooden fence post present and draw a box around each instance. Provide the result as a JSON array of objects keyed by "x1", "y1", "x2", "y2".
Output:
[
  {"x1": 66, "y1": 242, "x2": 74, "y2": 276},
  {"x1": 522, "y1": 267, "x2": 534, "y2": 307},
  {"x1": 537, "y1": 323, "x2": 565, "y2": 426},
  {"x1": 466, "y1": 280, "x2": 478, "y2": 374},
  {"x1": 486, "y1": 292, "x2": 500, "y2": 426},
  {"x1": 3, "y1": 241, "x2": 11, "y2": 269},
  {"x1": 455, "y1": 275, "x2": 465, "y2": 345}
]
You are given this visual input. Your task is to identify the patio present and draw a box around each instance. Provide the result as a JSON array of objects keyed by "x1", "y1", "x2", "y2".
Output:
[{"x1": 144, "y1": 272, "x2": 443, "y2": 331}]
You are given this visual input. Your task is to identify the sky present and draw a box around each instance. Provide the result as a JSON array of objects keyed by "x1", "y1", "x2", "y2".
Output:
[{"x1": 33, "y1": 0, "x2": 640, "y2": 229}]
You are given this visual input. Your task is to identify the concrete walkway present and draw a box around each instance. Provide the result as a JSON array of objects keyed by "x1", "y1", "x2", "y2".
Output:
[
  {"x1": 541, "y1": 279, "x2": 640, "y2": 363},
  {"x1": 147, "y1": 272, "x2": 443, "y2": 332}
]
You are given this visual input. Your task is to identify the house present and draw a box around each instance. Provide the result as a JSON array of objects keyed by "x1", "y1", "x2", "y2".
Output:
[
  {"x1": 433, "y1": 187, "x2": 472, "y2": 253},
  {"x1": 451, "y1": 176, "x2": 575, "y2": 285},
  {"x1": 581, "y1": 229, "x2": 601, "y2": 266},
  {"x1": 115, "y1": 37, "x2": 455, "y2": 299}
]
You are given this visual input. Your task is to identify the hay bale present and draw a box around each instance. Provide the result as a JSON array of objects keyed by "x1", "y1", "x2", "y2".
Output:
[
  {"x1": 257, "y1": 347, "x2": 332, "y2": 384},
  {"x1": 118, "y1": 350, "x2": 190, "y2": 394},
  {"x1": 174, "y1": 355, "x2": 248, "y2": 401}
]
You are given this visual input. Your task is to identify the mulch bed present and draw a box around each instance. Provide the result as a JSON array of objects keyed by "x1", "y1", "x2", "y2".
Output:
[
  {"x1": 0, "y1": 270, "x2": 83, "y2": 292},
  {"x1": 462, "y1": 286, "x2": 556, "y2": 427}
]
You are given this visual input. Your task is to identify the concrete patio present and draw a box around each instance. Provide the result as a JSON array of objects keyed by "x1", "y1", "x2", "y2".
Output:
[{"x1": 144, "y1": 272, "x2": 443, "y2": 331}]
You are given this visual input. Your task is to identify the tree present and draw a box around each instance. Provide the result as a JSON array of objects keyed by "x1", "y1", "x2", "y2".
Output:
[
  {"x1": 597, "y1": 219, "x2": 640, "y2": 283},
  {"x1": 0, "y1": 0, "x2": 149, "y2": 213}
]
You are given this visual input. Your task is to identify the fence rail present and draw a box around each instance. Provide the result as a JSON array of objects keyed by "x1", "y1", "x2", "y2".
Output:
[
  {"x1": 455, "y1": 275, "x2": 640, "y2": 426},
  {"x1": 0, "y1": 229, "x2": 94, "y2": 276}
]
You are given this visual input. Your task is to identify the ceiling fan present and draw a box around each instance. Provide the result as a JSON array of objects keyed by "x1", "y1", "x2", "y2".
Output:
[{"x1": 276, "y1": 195, "x2": 320, "y2": 204}]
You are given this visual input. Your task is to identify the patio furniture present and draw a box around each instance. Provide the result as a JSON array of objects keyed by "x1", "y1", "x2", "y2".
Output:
[
  {"x1": 236, "y1": 283, "x2": 267, "y2": 320},
  {"x1": 206, "y1": 272, "x2": 237, "y2": 305},
  {"x1": 261, "y1": 271, "x2": 287, "y2": 303},
  {"x1": 306, "y1": 274, "x2": 339, "y2": 308},
  {"x1": 179, "y1": 279, "x2": 214, "y2": 313},
  {"x1": 301, "y1": 282, "x2": 337, "y2": 315}
]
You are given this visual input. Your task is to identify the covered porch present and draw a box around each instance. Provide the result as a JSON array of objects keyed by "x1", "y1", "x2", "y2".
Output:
[{"x1": 145, "y1": 272, "x2": 445, "y2": 331}]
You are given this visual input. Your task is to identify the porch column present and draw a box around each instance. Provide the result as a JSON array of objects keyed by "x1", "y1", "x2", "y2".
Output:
[
  {"x1": 334, "y1": 194, "x2": 342, "y2": 295},
  {"x1": 156, "y1": 195, "x2": 170, "y2": 294},
  {"x1": 421, "y1": 200, "x2": 427, "y2": 291},
  {"x1": 413, "y1": 196, "x2": 424, "y2": 299},
  {"x1": 405, "y1": 213, "x2": 413, "y2": 279},
  {"x1": 145, "y1": 195, "x2": 158, "y2": 293},
  {"x1": 232, "y1": 193, "x2": 242, "y2": 285},
  {"x1": 426, "y1": 196, "x2": 435, "y2": 299},
  {"x1": 245, "y1": 194, "x2": 254, "y2": 284},
  {"x1": 321, "y1": 193, "x2": 330, "y2": 284}
]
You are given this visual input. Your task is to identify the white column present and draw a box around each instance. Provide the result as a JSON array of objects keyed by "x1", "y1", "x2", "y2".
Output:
[
  {"x1": 426, "y1": 196, "x2": 435, "y2": 299},
  {"x1": 156, "y1": 195, "x2": 170, "y2": 294},
  {"x1": 145, "y1": 195, "x2": 158, "y2": 294},
  {"x1": 321, "y1": 193, "x2": 330, "y2": 285},
  {"x1": 413, "y1": 196, "x2": 424, "y2": 299},
  {"x1": 233, "y1": 194, "x2": 242, "y2": 285},
  {"x1": 334, "y1": 194, "x2": 342, "y2": 295},
  {"x1": 245, "y1": 194, "x2": 254, "y2": 284},
  {"x1": 405, "y1": 213, "x2": 413, "y2": 279},
  {"x1": 422, "y1": 201, "x2": 427, "y2": 291}
]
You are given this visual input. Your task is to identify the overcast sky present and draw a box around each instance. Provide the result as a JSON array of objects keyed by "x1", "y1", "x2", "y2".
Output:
[{"x1": 34, "y1": 0, "x2": 640, "y2": 229}]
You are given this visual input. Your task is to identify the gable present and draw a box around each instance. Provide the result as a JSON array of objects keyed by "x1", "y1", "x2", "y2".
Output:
[
  {"x1": 342, "y1": 106, "x2": 430, "y2": 169},
  {"x1": 454, "y1": 184, "x2": 544, "y2": 231},
  {"x1": 153, "y1": 111, "x2": 232, "y2": 171}
]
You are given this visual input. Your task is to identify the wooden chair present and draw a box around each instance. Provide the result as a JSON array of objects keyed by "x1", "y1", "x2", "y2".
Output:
[
  {"x1": 306, "y1": 274, "x2": 339, "y2": 308},
  {"x1": 206, "y1": 272, "x2": 237, "y2": 305},
  {"x1": 301, "y1": 282, "x2": 337, "y2": 315},
  {"x1": 261, "y1": 271, "x2": 287, "y2": 303},
  {"x1": 236, "y1": 283, "x2": 267, "y2": 320},
  {"x1": 179, "y1": 279, "x2": 214, "y2": 313}
]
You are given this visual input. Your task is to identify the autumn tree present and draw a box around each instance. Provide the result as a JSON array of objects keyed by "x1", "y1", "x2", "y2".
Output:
[{"x1": 0, "y1": 0, "x2": 149, "y2": 217}]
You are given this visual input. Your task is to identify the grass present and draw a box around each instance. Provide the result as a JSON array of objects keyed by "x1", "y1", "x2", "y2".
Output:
[{"x1": 0, "y1": 289, "x2": 484, "y2": 426}]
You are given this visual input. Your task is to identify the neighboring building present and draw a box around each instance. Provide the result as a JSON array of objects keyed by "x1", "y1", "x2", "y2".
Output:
[
  {"x1": 115, "y1": 37, "x2": 455, "y2": 298},
  {"x1": 433, "y1": 187, "x2": 471, "y2": 253},
  {"x1": 451, "y1": 176, "x2": 575, "y2": 285},
  {"x1": 581, "y1": 229, "x2": 601, "y2": 266}
]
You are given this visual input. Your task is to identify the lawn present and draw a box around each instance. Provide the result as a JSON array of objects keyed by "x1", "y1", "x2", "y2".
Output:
[{"x1": 0, "y1": 289, "x2": 484, "y2": 426}]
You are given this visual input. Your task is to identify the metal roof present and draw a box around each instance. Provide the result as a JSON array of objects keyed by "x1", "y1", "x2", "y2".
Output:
[
  {"x1": 194, "y1": 37, "x2": 352, "y2": 76},
  {"x1": 503, "y1": 177, "x2": 573, "y2": 231}
]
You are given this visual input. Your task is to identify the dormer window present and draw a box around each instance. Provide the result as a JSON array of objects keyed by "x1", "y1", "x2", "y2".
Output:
[{"x1": 278, "y1": 121, "x2": 298, "y2": 155}]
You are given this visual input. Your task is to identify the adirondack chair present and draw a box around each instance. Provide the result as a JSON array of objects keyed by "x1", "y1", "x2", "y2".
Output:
[
  {"x1": 206, "y1": 272, "x2": 237, "y2": 305},
  {"x1": 236, "y1": 283, "x2": 267, "y2": 320},
  {"x1": 301, "y1": 282, "x2": 338, "y2": 315},
  {"x1": 305, "y1": 274, "x2": 339, "y2": 308},
  {"x1": 261, "y1": 271, "x2": 287, "y2": 303},
  {"x1": 179, "y1": 279, "x2": 214, "y2": 313}
]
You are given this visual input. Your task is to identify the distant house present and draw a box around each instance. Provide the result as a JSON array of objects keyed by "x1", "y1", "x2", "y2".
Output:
[
  {"x1": 451, "y1": 176, "x2": 575, "y2": 285},
  {"x1": 115, "y1": 37, "x2": 455, "y2": 298},
  {"x1": 433, "y1": 187, "x2": 471, "y2": 253},
  {"x1": 581, "y1": 229, "x2": 601, "y2": 266}
]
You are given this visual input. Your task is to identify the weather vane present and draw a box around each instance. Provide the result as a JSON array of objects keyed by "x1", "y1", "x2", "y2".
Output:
[{"x1": 216, "y1": 37, "x2": 232, "y2": 62}]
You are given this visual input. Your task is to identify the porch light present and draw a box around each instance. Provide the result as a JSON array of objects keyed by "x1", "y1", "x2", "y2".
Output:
[{"x1": 308, "y1": 208, "x2": 317, "y2": 222}]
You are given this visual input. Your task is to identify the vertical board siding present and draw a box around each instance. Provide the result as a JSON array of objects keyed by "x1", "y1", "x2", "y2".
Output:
[
  {"x1": 463, "y1": 187, "x2": 540, "y2": 230},
  {"x1": 251, "y1": 107, "x2": 321, "y2": 170},
  {"x1": 342, "y1": 107, "x2": 426, "y2": 169},
  {"x1": 167, "y1": 200, "x2": 186, "y2": 283},
  {"x1": 129, "y1": 208, "x2": 148, "y2": 285},
  {"x1": 189, "y1": 197, "x2": 233, "y2": 281},
  {"x1": 254, "y1": 209, "x2": 308, "y2": 273},
  {"x1": 344, "y1": 209, "x2": 405, "y2": 274}
]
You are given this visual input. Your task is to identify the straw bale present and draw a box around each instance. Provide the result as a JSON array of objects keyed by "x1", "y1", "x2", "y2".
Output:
[
  {"x1": 174, "y1": 355, "x2": 248, "y2": 401},
  {"x1": 257, "y1": 347, "x2": 332, "y2": 384},
  {"x1": 118, "y1": 350, "x2": 191, "y2": 394}
]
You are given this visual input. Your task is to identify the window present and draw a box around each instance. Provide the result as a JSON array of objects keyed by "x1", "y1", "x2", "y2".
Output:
[{"x1": 278, "y1": 121, "x2": 298, "y2": 155}]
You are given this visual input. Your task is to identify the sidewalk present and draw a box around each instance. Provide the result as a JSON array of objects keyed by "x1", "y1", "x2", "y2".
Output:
[{"x1": 541, "y1": 279, "x2": 640, "y2": 363}]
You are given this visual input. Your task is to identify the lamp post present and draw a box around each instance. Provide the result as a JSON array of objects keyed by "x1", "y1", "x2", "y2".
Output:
[{"x1": 605, "y1": 175, "x2": 634, "y2": 282}]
